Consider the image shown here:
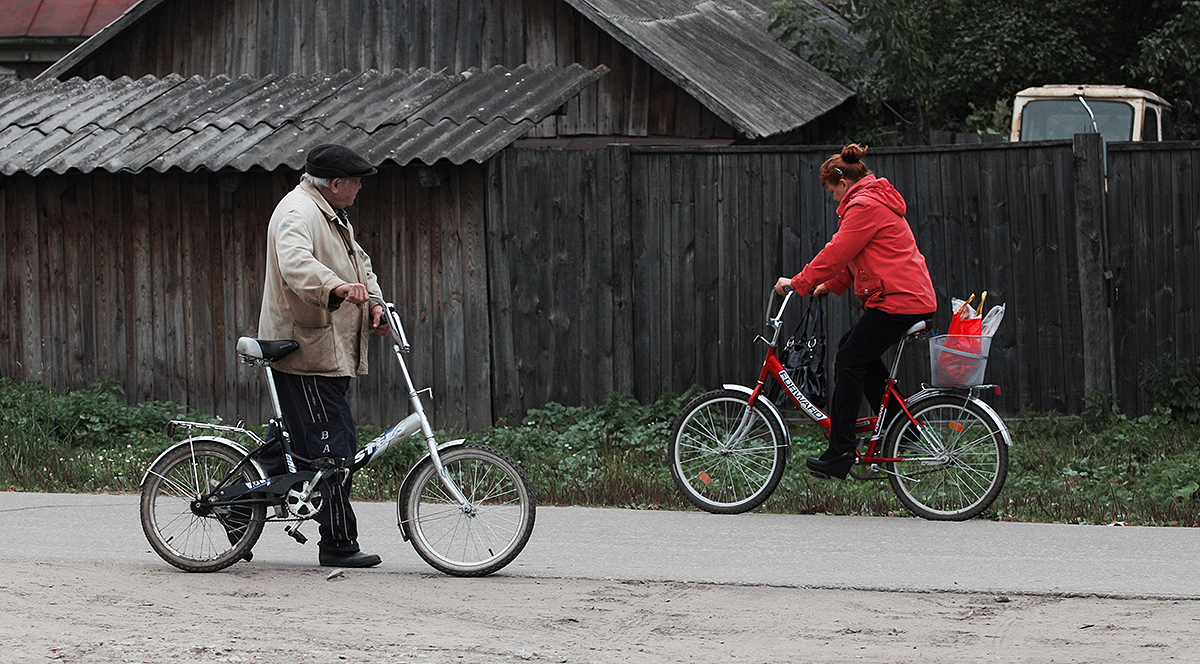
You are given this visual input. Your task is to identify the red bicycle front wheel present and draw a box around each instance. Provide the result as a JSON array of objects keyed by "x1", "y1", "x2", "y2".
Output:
[{"x1": 668, "y1": 390, "x2": 788, "y2": 514}]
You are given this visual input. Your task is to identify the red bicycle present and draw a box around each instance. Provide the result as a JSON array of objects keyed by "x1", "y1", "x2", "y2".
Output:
[{"x1": 667, "y1": 289, "x2": 1010, "y2": 520}]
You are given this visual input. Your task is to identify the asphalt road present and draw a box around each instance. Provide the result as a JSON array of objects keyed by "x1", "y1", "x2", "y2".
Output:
[{"x1": 2, "y1": 491, "x2": 1196, "y2": 599}]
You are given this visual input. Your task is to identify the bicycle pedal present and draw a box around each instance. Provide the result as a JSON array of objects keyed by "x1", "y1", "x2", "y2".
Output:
[{"x1": 284, "y1": 525, "x2": 308, "y2": 544}]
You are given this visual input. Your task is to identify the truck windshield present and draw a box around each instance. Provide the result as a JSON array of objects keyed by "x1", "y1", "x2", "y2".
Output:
[{"x1": 1020, "y1": 99, "x2": 1135, "y2": 142}]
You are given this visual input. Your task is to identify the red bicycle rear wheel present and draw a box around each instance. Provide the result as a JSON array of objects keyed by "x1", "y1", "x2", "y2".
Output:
[{"x1": 884, "y1": 396, "x2": 1008, "y2": 520}]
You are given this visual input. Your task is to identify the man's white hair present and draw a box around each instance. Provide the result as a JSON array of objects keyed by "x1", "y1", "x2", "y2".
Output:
[{"x1": 301, "y1": 172, "x2": 333, "y2": 189}]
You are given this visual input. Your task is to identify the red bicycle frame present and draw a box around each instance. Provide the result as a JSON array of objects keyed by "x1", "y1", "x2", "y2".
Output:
[{"x1": 745, "y1": 291, "x2": 924, "y2": 465}]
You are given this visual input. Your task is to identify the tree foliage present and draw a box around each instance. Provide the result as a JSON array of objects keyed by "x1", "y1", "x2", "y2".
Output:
[
  {"x1": 770, "y1": 0, "x2": 1197, "y2": 140},
  {"x1": 1126, "y1": 0, "x2": 1200, "y2": 138}
]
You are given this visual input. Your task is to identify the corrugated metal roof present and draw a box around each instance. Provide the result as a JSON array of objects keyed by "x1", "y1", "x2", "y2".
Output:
[
  {"x1": 0, "y1": 63, "x2": 608, "y2": 175},
  {"x1": 561, "y1": 0, "x2": 857, "y2": 138},
  {"x1": 37, "y1": 0, "x2": 859, "y2": 141}
]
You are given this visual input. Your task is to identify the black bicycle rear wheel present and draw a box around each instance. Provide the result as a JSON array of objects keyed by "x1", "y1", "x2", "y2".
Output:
[{"x1": 140, "y1": 439, "x2": 266, "y2": 572}]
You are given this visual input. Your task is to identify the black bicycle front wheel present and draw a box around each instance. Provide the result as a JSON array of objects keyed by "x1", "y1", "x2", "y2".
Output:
[
  {"x1": 884, "y1": 396, "x2": 1008, "y2": 521},
  {"x1": 667, "y1": 390, "x2": 788, "y2": 514},
  {"x1": 140, "y1": 439, "x2": 266, "y2": 572},
  {"x1": 401, "y1": 444, "x2": 536, "y2": 577}
]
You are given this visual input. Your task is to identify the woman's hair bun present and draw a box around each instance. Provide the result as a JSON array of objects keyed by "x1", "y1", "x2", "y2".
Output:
[
  {"x1": 819, "y1": 143, "x2": 872, "y2": 185},
  {"x1": 841, "y1": 143, "x2": 868, "y2": 163}
]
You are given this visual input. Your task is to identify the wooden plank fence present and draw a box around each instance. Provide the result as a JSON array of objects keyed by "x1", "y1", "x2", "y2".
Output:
[
  {"x1": 4, "y1": 140, "x2": 1200, "y2": 431},
  {"x1": 487, "y1": 139, "x2": 1200, "y2": 419},
  {"x1": 1107, "y1": 141, "x2": 1200, "y2": 413}
]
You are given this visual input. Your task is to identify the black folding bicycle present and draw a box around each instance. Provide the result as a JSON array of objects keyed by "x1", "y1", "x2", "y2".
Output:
[{"x1": 139, "y1": 297, "x2": 536, "y2": 575}]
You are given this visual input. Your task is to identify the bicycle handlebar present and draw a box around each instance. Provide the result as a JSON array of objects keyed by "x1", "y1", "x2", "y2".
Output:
[
  {"x1": 368, "y1": 295, "x2": 410, "y2": 352},
  {"x1": 765, "y1": 284, "x2": 827, "y2": 346},
  {"x1": 765, "y1": 288, "x2": 794, "y2": 346}
]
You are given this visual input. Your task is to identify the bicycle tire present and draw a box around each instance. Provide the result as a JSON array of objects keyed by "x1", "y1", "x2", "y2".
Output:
[
  {"x1": 667, "y1": 389, "x2": 788, "y2": 514},
  {"x1": 140, "y1": 439, "x2": 267, "y2": 572},
  {"x1": 884, "y1": 396, "x2": 1008, "y2": 521},
  {"x1": 400, "y1": 444, "x2": 536, "y2": 577}
]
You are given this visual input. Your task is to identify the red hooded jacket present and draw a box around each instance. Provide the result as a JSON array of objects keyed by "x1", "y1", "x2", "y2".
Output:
[{"x1": 789, "y1": 174, "x2": 937, "y2": 315}]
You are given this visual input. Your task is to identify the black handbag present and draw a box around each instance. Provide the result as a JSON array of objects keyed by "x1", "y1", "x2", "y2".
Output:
[{"x1": 772, "y1": 297, "x2": 827, "y2": 409}]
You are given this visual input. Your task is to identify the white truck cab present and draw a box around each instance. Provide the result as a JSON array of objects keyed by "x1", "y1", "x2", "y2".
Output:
[{"x1": 1011, "y1": 84, "x2": 1175, "y2": 142}]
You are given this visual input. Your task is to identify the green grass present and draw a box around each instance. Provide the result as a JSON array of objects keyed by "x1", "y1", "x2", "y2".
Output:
[
  {"x1": 0, "y1": 377, "x2": 194, "y2": 493},
  {"x1": 1, "y1": 376, "x2": 1198, "y2": 526}
]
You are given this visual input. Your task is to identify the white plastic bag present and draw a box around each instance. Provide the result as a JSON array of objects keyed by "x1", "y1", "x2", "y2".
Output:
[{"x1": 981, "y1": 303, "x2": 1005, "y2": 337}]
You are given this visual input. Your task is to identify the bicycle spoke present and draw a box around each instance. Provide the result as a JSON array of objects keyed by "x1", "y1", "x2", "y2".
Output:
[
  {"x1": 949, "y1": 462, "x2": 994, "y2": 498},
  {"x1": 152, "y1": 468, "x2": 203, "y2": 499}
]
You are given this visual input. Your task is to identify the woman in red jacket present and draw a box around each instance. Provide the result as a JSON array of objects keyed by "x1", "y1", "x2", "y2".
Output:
[{"x1": 775, "y1": 144, "x2": 937, "y2": 480}]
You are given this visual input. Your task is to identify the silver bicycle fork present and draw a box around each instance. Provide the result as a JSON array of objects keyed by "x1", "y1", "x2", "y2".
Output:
[{"x1": 373, "y1": 298, "x2": 471, "y2": 508}]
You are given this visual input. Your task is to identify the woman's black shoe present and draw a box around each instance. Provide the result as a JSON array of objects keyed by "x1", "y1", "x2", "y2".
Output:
[{"x1": 805, "y1": 451, "x2": 857, "y2": 480}]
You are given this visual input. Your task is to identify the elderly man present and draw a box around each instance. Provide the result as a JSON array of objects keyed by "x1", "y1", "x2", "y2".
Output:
[{"x1": 257, "y1": 143, "x2": 390, "y2": 568}]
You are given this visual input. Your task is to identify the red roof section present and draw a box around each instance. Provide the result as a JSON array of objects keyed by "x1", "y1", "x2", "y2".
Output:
[{"x1": 0, "y1": 0, "x2": 140, "y2": 38}]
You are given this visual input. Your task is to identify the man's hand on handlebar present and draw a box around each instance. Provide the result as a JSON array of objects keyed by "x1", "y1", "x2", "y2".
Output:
[
  {"x1": 333, "y1": 282, "x2": 370, "y2": 305},
  {"x1": 370, "y1": 304, "x2": 391, "y2": 336},
  {"x1": 335, "y1": 284, "x2": 391, "y2": 335}
]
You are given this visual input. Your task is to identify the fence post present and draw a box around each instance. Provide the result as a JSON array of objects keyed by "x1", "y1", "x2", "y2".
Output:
[
  {"x1": 1072, "y1": 132, "x2": 1114, "y2": 399},
  {"x1": 607, "y1": 143, "x2": 635, "y2": 396}
]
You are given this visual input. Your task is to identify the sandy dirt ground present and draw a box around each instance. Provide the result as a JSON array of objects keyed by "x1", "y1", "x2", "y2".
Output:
[{"x1": 2, "y1": 560, "x2": 1197, "y2": 664}]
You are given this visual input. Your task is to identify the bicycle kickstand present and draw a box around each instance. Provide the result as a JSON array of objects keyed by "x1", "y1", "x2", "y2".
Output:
[{"x1": 868, "y1": 462, "x2": 923, "y2": 485}]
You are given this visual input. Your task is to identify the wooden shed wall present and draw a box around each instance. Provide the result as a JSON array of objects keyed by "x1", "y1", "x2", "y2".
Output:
[
  {"x1": 0, "y1": 165, "x2": 493, "y2": 432},
  {"x1": 64, "y1": 0, "x2": 735, "y2": 141}
]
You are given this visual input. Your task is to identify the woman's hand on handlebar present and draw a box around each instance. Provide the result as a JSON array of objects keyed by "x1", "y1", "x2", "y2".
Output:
[{"x1": 774, "y1": 278, "x2": 830, "y2": 297}]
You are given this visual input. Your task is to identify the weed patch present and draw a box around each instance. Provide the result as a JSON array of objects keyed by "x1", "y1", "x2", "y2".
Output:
[
  {"x1": 2, "y1": 375, "x2": 1198, "y2": 527},
  {"x1": 0, "y1": 377, "x2": 190, "y2": 492}
]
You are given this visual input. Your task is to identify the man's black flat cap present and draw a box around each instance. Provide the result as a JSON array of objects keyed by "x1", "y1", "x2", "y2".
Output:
[{"x1": 305, "y1": 144, "x2": 377, "y2": 178}]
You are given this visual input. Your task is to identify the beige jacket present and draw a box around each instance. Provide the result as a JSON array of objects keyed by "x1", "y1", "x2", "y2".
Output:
[{"x1": 257, "y1": 180, "x2": 381, "y2": 376}]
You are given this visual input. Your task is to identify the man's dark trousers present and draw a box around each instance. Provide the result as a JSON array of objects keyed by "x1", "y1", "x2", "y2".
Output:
[{"x1": 259, "y1": 371, "x2": 362, "y2": 554}]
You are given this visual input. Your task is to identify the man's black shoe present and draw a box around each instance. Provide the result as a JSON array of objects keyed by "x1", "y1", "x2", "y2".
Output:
[
  {"x1": 805, "y1": 451, "x2": 857, "y2": 480},
  {"x1": 319, "y1": 550, "x2": 382, "y2": 568}
]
